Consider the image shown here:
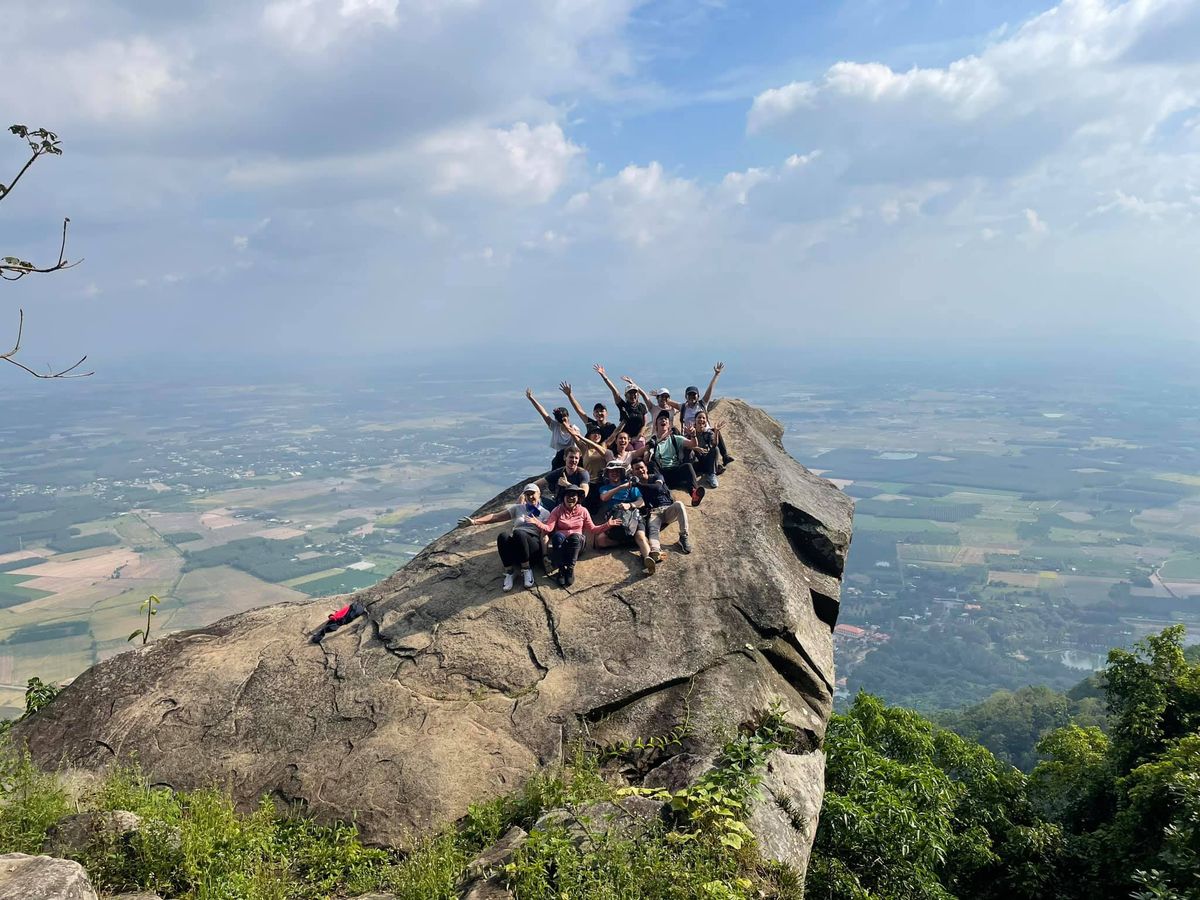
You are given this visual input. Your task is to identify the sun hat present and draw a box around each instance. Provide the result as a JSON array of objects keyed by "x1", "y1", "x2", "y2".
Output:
[{"x1": 563, "y1": 484, "x2": 587, "y2": 495}]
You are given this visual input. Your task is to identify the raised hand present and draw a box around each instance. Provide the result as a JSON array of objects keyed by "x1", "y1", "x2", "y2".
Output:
[
  {"x1": 565, "y1": 423, "x2": 582, "y2": 437},
  {"x1": 714, "y1": 361, "x2": 724, "y2": 375},
  {"x1": 594, "y1": 363, "x2": 606, "y2": 376},
  {"x1": 559, "y1": 381, "x2": 572, "y2": 396},
  {"x1": 620, "y1": 375, "x2": 635, "y2": 385},
  {"x1": 525, "y1": 387, "x2": 534, "y2": 400}
]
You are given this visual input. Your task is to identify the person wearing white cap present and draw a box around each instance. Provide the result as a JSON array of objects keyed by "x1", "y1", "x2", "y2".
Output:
[
  {"x1": 456, "y1": 483, "x2": 550, "y2": 591},
  {"x1": 620, "y1": 376, "x2": 679, "y2": 432}
]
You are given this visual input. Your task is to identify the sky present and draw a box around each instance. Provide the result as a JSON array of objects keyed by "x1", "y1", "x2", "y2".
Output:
[{"x1": 2, "y1": 0, "x2": 1199, "y2": 371}]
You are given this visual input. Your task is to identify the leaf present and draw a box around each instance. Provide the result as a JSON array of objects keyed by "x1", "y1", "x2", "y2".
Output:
[{"x1": 128, "y1": 630, "x2": 144, "y2": 643}]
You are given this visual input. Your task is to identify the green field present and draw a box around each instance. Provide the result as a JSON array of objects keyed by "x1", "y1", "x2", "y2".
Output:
[
  {"x1": 1159, "y1": 555, "x2": 1200, "y2": 580},
  {"x1": 0, "y1": 573, "x2": 52, "y2": 608}
]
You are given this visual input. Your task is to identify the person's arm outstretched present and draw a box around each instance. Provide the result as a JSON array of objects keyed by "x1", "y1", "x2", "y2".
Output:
[
  {"x1": 702, "y1": 361, "x2": 724, "y2": 406},
  {"x1": 457, "y1": 509, "x2": 514, "y2": 528},
  {"x1": 621, "y1": 376, "x2": 652, "y2": 409},
  {"x1": 581, "y1": 508, "x2": 619, "y2": 535},
  {"x1": 526, "y1": 387, "x2": 553, "y2": 429},
  {"x1": 560, "y1": 382, "x2": 591, "y2": 426},
  {"x1": 594, "y1": 364, "x2": 624, "y2": 406},
  {"x1": 604, "y1": 421, "x2": 627, "y2": 448},
  {"x1": 566, "y1": 424, "x2": 606, "y2": 456}
]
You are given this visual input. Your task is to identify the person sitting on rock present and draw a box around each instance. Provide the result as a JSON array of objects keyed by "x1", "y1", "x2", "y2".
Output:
[
  {"x1": 457, "y1": 483, "x2": 551, "y2": 591},
  {"x1": 535, "y1": 446, "x2": 590, "y2": 510},
  {"x1": 684, "y1": 409, "x2": 726, "y2": 489},
  {"x1": 526, "y1": 387, "x2": 578, "y2": 469},
  {"x1": 605, "y1": 428, "x2": 641, "y2": 469},
  {"x1": 559, "y1": 381, "x2": 618, "y2": 443},
  {"x1": 679, "y1": 362, "x2": 734, "y2": 466},
  {"x1": 524, "y1": 485, "x2": 619, "y2": 588},
  {"x1": 630, "y1": 458, "x2": 692, "y2": 556},
  {"x1": 621, "y1": 377, "x2": 678, "y2": 432},
  {"x1": 594, "y1": 363, "x2": 649, "y2": 449},
  {"x1": 564, "y1": 424, "x2": 611, "y2": 513},
  {"x1": 592, "y1": 461, "x2": 657, "y2": 577},
  {"x1": 646, "y1": 410, "x2": 706, "y2": 506}
]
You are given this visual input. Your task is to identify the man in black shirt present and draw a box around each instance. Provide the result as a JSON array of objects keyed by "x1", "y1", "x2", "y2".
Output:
[
  {"x1": 631, "y1": 459, "x2": 692, "y2": 555},
  {"x1": 559, "y1": 382, "x2": 618, "y2": 442},
  {"x1": 536, "y1": 447, "x2": 590, "y2": 509},
  {"x1": 594, "y1": 363, "x2": 649, "y2": 444}
]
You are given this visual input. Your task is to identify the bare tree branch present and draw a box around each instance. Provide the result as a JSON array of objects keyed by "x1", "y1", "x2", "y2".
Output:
[
  {"x1": 3, "y1": 124, "x2": 92, "y2": 379},
  {"x1": 0, "y1": 309, "x2": 92, "y2": 378}
]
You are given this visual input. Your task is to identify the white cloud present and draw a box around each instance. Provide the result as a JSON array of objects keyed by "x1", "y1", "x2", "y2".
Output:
[
  {"x1": 423, "y1": 123, "x2": 582, "y2": 204},
  {"x1": 1024, "y1": 207, "x2": 1049, "y2": 234}
]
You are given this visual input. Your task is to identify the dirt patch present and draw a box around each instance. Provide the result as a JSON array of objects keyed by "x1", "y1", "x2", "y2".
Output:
[
  {"x1": 987, "y1": 570, "x2": 1040, "y2": 588},
  {"x1": 251, "y1": 526, "x2": 306, "y2": 540},
  {"x1": 12, "y1": 548, "x2": 141, "y2": 581},
  {"x1": 200, "y1": 509, "x2": 241, "y2": 530}
]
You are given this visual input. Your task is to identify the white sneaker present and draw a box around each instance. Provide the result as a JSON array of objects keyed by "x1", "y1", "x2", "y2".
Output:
[
  {"x1": 523, "y1": 568, "x2": 535, "y2": 589},
  {"x1": 503, "y1": 572, "x2": 515, "y2": 591}
]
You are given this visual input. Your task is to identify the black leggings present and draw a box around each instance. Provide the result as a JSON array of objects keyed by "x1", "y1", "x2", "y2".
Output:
[
  {"x1": 497, "y1": 530, "x2": 543, "y2": 569},
  {"x1": 660, "y1": 463, "x2": 700, "y2": 492},
  {"x1": 693, "y1": 445, "x2": 719, "y2": 476},
  {"x1": 550, "y1": 532, "x2": 584, "y2": 570}
]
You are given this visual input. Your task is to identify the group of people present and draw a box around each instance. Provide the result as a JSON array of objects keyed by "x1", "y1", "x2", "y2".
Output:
[{"x1": 457, "y1": 363, "x2": 735, "y2": 591}]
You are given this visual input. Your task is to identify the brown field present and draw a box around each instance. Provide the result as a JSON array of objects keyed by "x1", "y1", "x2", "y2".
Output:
[
  {"x1": 12, "y1": 547, "x2": 142, "y2": 581},
  {"x1": 163, "y1": 566, "x2": 309, "y2": 633},
  {"x1": 0, "y1": 549, "x2": 46, "y2": 566},
  {"x1": 987, "y1": 570, "x2": 1040, "y2": 588},
  {"x1": 251, "y1": 526, "x2": 306, "y2": 540},
  {"x1": 199, "y1": 509, "x2": 241, "y2": 529}
]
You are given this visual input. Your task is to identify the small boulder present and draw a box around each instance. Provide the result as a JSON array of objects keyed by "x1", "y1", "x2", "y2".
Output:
[
  {"x1": 43, "y1": 811, "x2": 143, "y2": 858},
  {"x1": 0, "y1": 853, "x2": 98, "y2": 900}
]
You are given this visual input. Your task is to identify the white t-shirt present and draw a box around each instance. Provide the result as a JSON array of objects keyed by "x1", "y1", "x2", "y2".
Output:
[
  {"x1": 649, "y1": 401, "x2": 675, "y2": 427},
  {"x1": 507, "y1": 503, "x2": 550, "y2": 536},
  {"x1": 681, "y1": 400, "x2": 708, "y2": 428},
  {"x1": 550, "y1": 422, "x2": 575, "y2": 451}
]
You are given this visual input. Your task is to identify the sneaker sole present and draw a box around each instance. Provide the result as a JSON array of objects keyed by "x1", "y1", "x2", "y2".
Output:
[{"x1": 643, "y1": 556, "x2": 657, "y2": 576}]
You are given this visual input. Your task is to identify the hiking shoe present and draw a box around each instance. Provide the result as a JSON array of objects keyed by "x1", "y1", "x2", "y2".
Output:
[
  {"x1": 564, "y1": 567, "x2": 576, "y2": 588},
  {"x1": 556, "y1": 572, "x2": 567, "y2": 588},
  {"x1": 642, "y1": 555, "x2": 657, "y2": 577},
  {"x1": 503, "y1": 572, "x2": 515, "y2": 591},
  {"x1": 705, "y1": 474, "x2": 719, "y2": 489},
  {"x1": 523, "y1": 568, "x2": 535, "y2": 589},
  {"x1": 691, "y1": 485, "x2": 706, "y2": 506},
  {"x1": 679, "y1": 533, "x2": 693, "y2": 554},
  {"x1": 650, "y1": 549, "x2": 662, "y2": 563}
]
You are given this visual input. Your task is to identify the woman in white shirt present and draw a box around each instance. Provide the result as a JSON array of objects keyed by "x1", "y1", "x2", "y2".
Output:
[{"x1": 457, "y1": 484, "x2": 551, "y2": 591}]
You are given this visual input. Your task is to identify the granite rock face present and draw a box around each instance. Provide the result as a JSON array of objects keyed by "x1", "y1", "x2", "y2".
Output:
[
  {"x1": 0, "y1": 854, "x2": 98, "y2": 900},
  {"x1": 15, "y1": 400, "x2": 852, "y2": 879}
]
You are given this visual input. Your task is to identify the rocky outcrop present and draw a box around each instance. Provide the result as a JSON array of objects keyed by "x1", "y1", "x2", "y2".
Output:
[
  {"x1": 14, "y1": 400, "x2": 852, "y2": 880},
  {"x1": 0, "y1": 854, "x2": 97, "y2": 900}
]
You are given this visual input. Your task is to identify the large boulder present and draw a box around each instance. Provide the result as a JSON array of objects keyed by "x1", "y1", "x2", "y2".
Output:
[
  {"x1": 0, "y1": 854, "x2": 97, "y2": 900},
  {"x1": 14, "y1": 399, "x2": 852, "y2": 879}
]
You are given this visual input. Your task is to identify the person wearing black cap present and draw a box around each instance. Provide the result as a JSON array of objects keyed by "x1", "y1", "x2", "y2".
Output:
[
  {"x1": 593, "y1": 363, "x2": 649, "y2": 448},
  {"x1": 559, "y1": 382, "x2": 618, "y2": 443},
  {"x1": 680, "y1": 362, "x2": 734, "y2": 465},
  {"x1": 646, "y1": 410, "x2": 706, "y2": 506}
]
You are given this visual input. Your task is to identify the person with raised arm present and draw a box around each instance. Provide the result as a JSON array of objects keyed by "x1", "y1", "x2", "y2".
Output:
[
  {"x1": 560, "y1": 382, "x2": 617, "y2": 443},
  {"x1": 646, "y1": 409, "x2": 706, "y2": 506},
  {"x1": 526, "y1": 386, "x2": 578, "y2": 469},
  {"x1": 604, "y1": 428, "x2": 641, "y2": 469},
  {"x1": 594, "y1": 363, "x2": 650, "y2": 449},
  {"x1": 456, "y1": 483, "x2": 551, "y2": 591},
  {"x1": 679, "y1": 361, "x2": 734, "y2": 465},
  {"x1": 524, "y1": 485, "x2": 619, "y2": 588}
]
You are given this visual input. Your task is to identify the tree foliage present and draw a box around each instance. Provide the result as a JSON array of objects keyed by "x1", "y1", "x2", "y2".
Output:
[{"x1": 812, "y1": 626, "x2": 1200, "y2": 900}]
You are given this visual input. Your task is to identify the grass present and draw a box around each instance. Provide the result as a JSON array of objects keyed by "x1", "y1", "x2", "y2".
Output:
[
  {"x1": 1159, "y1": 555, "x2": 1200, "y2": 580},
  {"x1": 0, "y1": 707, "x2": 805, "y2": 900},
  {"x1": 295, "y1": 570, "x2": 382, "y2": 597}
]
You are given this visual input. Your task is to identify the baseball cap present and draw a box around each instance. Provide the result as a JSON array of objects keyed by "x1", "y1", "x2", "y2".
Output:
[
  {"x1": 523, "y1": 483, "x2": 540, "y2": 494},
  {"x1": 685, "y1": 385, "x2": 700, "y2": 396},
  {"x1": 654, "y1": 387, "x2": 671, "y2": 397}
]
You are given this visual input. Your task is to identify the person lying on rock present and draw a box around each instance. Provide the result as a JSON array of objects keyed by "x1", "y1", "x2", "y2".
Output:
[
  {"x1": 684, "y1": 409, "x2": 726, "y2": 489},
  {"x1": 592, "y1": 461, "x2": 658, "y2": 577},
  {"x1": 456, "y1": 484, "x2": 551, "y2": 591},
  {"x1": 646, "y1": 410, "x2": 706, "y2": 506},
  {"x1": 535, "y1": 446, "x2": 590, "y2": 510},
  {"x1": 559, "y1": 381, "x2": 618, "y2": 443},
  {"x1": 524, "y1": 484, "x2": 620, "y2": 588},
  {"x1": 525, "y1": 387, "x2": 578, "y2": 469},
  {"x1": 680, "y1": 362, "x2": 734, "y2": 467},
  {"x1": 630, "y1": 458, "x2": 692, "y2": 556},
  {"x1": 594, "y1": 363, "x2": 649, "y2": 450}
]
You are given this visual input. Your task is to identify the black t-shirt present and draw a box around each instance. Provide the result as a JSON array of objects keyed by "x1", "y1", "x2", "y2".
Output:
[
  {"x1": 617, "y1": 400, "x2": 648, "y2": 437},
  {"x1": 587, "y1": 419, "x2": 618, "y2": 443},
  {"x1": 636, "y1": 473, "x2": 673, "y2": 509},
  {"x1": 545, "y1": 466, "x2": 590, "y2": 506}
]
